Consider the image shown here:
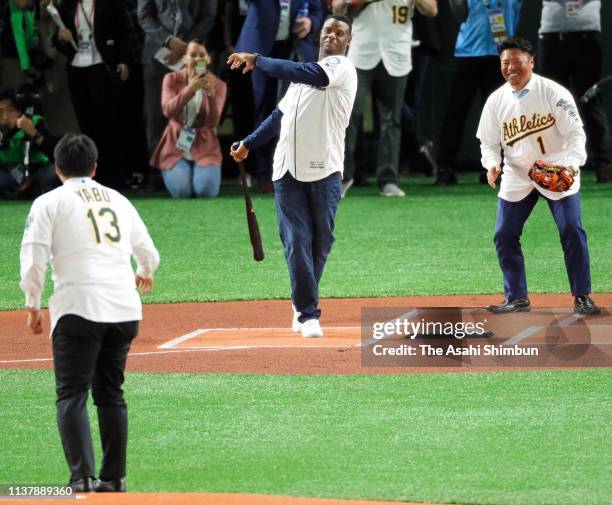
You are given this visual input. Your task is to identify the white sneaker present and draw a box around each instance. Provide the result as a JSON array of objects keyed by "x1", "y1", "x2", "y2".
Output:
[
  {"x1": 341, "y1": 178, "x2": 354, "y2": 199},
  {"x1": 301, "y1": 319, "x2": 323, "y2": 338},
  {"x1": 380, "y1": 183, "x2": 405, "y2": 197},
  {"x1": 292, "y1": 305, "x2": 302, "y2": 333}
]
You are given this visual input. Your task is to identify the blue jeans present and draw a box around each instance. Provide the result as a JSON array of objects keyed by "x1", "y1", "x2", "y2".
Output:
[
  {"x1": 494, "y1": 189, "x2": 591, "y2": 299},
  {"x1": 274, "y1": 172, "x2": 342, "y2": 321},
  {"x1": 0, "y1": 163, "x2": 59, "y2": 194},
  {"x1": 161, "y1": 159, "x2": 221, "y2": 198}
]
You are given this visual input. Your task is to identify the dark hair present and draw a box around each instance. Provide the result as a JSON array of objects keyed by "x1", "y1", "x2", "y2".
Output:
[
  {"x1": 325, "y1": 14, "x2": 352, "y2": 33},
  {"x1": 498, "y1": 37, "x2": 535, "y2": 57},
  {"x1": 54, "y1": 134, "x2": 98, "y2": 177},
  {"x1": 187, "y1": 38, "x2": 207, "y2": 48},
  {"x1": 0, "y1": 89, "x2": 19, "y2": 109}
]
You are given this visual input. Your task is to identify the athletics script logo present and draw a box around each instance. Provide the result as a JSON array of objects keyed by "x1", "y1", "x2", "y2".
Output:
[{"x1": 503, "y1": 112, "x2": 556, "y2": 146}]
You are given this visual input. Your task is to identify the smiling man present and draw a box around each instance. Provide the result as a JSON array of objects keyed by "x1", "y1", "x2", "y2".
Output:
[
  {"x1": 228, "y1": 15, "x2": 357, "y2": 338},
  {"x1": 477, "y1": 37, "x2": 600, "y2": 316}
]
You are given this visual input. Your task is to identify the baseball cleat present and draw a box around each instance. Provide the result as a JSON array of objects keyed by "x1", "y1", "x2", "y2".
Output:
[
  {"x1": 574, "y1": 295, "x2": 601, "y2": 316},
  {"x1": 301, "y1": 319, "x2": 323, "y2": 338},
  {"x1": 486, "y1": 297, "x2": 531, "y2": 314}
]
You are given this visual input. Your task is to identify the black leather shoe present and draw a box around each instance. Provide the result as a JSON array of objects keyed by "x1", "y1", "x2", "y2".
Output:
[
  {"x1": 69, "y1": 477, "x2": 94, "y2": 493},
  {"x1": 94, "y1": 478, "x2": 126, "y2": 492},
  {"x1": 574, "y1": 295, "x2": 601, "y2": 316},
  {"x1": 434, "y1": 171, "x2": 457, "y2": 186},
  {"x1": 486, "y1": 297, "x2": 531, "y2": 314}
]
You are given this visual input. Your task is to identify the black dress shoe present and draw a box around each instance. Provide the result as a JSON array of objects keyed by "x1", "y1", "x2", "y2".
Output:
[
  {"x1": 486, "y1": 297, "x2": 531, "y2": 314},
  {"x1": 574, "y1": 295, "x2": 601, "y2": 316},
  {"x1": 434, "y1": 171, "x2": 457, "y2": 186},
  {"x1": 94, "y1": 478, "x2": 126, "y2": 492},
  {"x1": 69, "y1": 477, "x2": 94, "y2": 492}
]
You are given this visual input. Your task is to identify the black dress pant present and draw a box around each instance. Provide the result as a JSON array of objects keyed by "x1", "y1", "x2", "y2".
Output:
[
  {"x1": 436, "y1": 56, "x2": 503, "y2": 170},
  {"x1": 52, "y1": 314, "x2": 138, "y2": 482},
  {"x1": 67, "y1": 63, "x2": 125, "y2": 189},
  {"x1": 538, "y1": 31, "x2": 612, "y2": 166}
]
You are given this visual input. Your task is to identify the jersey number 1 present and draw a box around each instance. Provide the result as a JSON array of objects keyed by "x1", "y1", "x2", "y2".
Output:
[
  {"x1": 87, "y1": 207, "x2": 121, "y2": 244},
  {"x1": 537, "y1": 136, "x2": 546, "y2": 155}
]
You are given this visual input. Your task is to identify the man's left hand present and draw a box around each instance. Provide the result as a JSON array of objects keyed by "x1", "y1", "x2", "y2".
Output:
[
  {"x1": 27, "y1": 308, "x2": 43, "y2": 334},
  {"x1": 135, "y1": 275, "x2": 154, "y2": 294},
  {"x1": 292, "y1": 16, "x2": 312, "y2": 39},
  {"x1": 227, "y1": 53, "x2": 256, "y2": 74}
]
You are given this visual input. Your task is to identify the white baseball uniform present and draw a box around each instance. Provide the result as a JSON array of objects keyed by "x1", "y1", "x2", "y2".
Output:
[
  {"x1": 477, "y1": 73, "x2": 587, "y2": 202},
  {"x1": 348, "y1": 0, "x2": 417, "y2": 77},
  {"x1": 272, "y1": 54, "x2": 358, "y2": 182},
  {"x1": 20, "y1": 177, "x2": 160, "y2": 333}
]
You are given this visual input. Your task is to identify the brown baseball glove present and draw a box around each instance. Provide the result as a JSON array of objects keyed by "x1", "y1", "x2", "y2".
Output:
[{"x1": 528, "y1": 160, "x2": 575, "y2": 192}]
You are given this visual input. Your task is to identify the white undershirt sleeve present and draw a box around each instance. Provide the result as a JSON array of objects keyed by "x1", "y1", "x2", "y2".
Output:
[
  {"x1": 129, "y1": 206, "x2": 160, "y2": 278},
  {"x1": 19, "y1": 243, "x2": 50, "y2": 310}
]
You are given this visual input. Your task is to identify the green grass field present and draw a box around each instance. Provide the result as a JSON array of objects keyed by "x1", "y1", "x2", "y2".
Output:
[
  {"x1": 1, "y1": 173, "x2": 611, "y2": 504},
  {"x1": 1, "y1": 369, "x2": 611, "y2": 505},
  {"x1": 1, "y1": 173, "x2": 611, "y2": 310}
]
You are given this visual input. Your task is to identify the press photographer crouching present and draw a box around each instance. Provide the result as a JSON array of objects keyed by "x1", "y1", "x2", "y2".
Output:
[{"x1": 0, "y1": 88, "x2": 59, "y2": 198}]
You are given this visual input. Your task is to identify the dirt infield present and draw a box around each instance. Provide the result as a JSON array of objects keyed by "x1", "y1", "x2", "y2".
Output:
[
  {"x1": 2, "y1": 294, "x2": 610, "y2": 505},
  {"x1": 2, "y1": 294, "x2": 611, "y2": 374},
  {"x1": 12, "y1": 492, "x2": 444, "y2": 505}
]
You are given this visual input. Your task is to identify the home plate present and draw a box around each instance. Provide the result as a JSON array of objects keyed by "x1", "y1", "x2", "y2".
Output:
[{"x1": 172, "y1": 326, "x2": 362, "y2": 349}]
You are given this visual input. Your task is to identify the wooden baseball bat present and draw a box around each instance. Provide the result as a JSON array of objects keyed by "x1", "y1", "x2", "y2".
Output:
[{"x1": 232, "y1": 143, "x2": 264, "y2": 261}]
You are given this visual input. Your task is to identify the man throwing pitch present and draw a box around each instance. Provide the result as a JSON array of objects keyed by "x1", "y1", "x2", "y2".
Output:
[
  {"x1": 228, "y1": 15, "x2": 357, "y2": 338},
  {"x1": 478, "y1": 37, "x2": 600, "y2": 316}
]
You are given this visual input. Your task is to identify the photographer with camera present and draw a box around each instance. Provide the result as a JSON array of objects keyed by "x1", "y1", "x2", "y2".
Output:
[
  {"x1": 150, "y1": 39, "x2": 226, "y2": 198},
  {"x1": 0, "y1": 88, "x2": 59, "y2": 198}
]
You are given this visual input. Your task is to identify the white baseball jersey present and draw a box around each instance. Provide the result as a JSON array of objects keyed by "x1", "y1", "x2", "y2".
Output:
[
  {"x1": 477, "y1": 73, "x2": 587, "y2": 202},
  {"x1": 348, "y1": 0, "x2": 416, "y2": 77},
  {"x1": 20, "y1": 177, "x2": 160, "y2": 334},
  {"x1": 273, "y1": 55, "x2": 357, "y2": 182}
]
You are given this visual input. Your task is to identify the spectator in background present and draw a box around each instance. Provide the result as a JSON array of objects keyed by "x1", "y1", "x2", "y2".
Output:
[
  {"x1": 53, "y1": 0, "x2": 131, "y2": 189},
  {"x1": 221, "y1": 0, "x2": 255, "y2": 187},
  {"x1": 1, "y1": 0, "x2": 53, "y2": 90},
  {"x1": 137, "y1": 0, "x2": 217, "y2": 164},
  {"x1": 434, "y1": 0, "x2": 522, "y2": 186},
  {"x1": 334, "y1": 0, "x2": 438, "y2": 198},
  {"x1": 538, "y1": 0, "x2": 611, "y2": 183},
  {"x1": 117, "y1": 0, "x2": 150, "y2": 189},
  {"x1": 0, "y1": 88, "x2": 59, "y2": 197},
  {"x1": 150, "y1": 39, "x2": 226, "y2": 198},
  {"x1": 235, "y1": 0, "x2": 324, "y2": 193},
  {"x1": 401, "y1": 9, "x2": 441, "y2": 176}
]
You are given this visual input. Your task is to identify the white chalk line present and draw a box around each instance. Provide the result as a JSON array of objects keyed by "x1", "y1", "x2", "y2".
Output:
[
  {"x1": 502, "y1": 314, "x2": 603, "y2": 345},
  {"x1": 0, "y1": 346, "x2": 253, "y2": 365},
  {"x1": 157, "y1": 329, "x2": 210, "y2": 349},
  {"x1": 157, "y1": 326, "x2": 362, "y2": 350},
  {"x1": 361, "y1": 309, "x2": 420, "y2": 348}
]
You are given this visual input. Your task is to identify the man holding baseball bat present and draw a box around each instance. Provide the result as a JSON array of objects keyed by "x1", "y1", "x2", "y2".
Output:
[{"x1": 229, "y1": 15, "x2": 357, "y2": 338}]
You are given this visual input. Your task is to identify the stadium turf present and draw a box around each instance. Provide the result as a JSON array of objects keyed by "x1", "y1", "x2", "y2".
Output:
[
  {"x1": 0, "y1": 368, "x2": 611, "y2": 505},
  {"x1": 0, "y1": 173, "x2": 611, "y2": 310}
]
